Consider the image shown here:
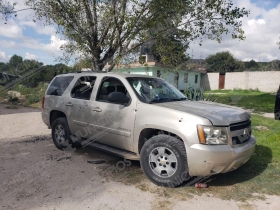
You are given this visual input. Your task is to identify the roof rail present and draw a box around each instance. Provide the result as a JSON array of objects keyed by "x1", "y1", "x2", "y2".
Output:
[{"x1": 76, "y1": 70, "x2": 107, "y2": 73}]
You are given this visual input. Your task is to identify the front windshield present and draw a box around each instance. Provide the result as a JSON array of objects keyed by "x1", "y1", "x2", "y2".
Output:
[{"x1": 127, "y1": 77, "x2": 187, "y2": 103}]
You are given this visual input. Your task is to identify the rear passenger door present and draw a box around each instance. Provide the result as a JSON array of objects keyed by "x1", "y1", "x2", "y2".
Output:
[{"x1": 65, "y1": 76, "x2": 96, "y2": 139}]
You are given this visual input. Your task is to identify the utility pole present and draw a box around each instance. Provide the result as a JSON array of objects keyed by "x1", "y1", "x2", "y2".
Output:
[{"x1": 192, "y1": 49, "x2": 194, "y2": 60}]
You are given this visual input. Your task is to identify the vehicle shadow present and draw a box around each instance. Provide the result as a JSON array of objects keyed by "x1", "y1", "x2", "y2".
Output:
[{"x1": 203, "y1": 145, "x2": 272, "y2": 186}]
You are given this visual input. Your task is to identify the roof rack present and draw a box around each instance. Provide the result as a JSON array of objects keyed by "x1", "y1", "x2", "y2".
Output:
[{"x1": 75, "y1": 70, "x2": 107, "y2": 73}]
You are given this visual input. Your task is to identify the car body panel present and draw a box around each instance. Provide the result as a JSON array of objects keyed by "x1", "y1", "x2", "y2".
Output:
[{"x1": 154, "y1": 100, "x2": 250, "y2": 125}]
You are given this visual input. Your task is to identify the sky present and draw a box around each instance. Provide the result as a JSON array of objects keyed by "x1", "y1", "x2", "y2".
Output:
[{"x1": 0, "y1": 0, "x2": 279, "y2": 65}]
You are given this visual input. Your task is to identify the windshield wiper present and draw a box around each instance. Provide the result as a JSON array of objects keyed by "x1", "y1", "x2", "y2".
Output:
[
  {"x1": 149, "y1": 98, "x2": 173, "y2": 104},
  {"x1": 171, "y1": 97, "x2": 187, "y2": 101}
]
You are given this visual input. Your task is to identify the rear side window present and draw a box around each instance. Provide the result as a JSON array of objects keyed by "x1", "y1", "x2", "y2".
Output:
[
  {"x1": 46, "y1": 76, "x2": 74, "y2": 96},
  {"x1": 71, "y1": 76, "x2": 96, "y2": 100}
]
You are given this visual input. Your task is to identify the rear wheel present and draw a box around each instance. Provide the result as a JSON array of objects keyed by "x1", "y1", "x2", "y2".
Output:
[
  {"x1": 51, "y1": 117, "x2": 72, "y2": 150},
  {"x1": 140, "y1": 135, "x2": 189, "y2": 187}
]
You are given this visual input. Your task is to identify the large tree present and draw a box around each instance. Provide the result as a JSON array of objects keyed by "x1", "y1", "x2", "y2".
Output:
[
  {"x1": 3, "y1": 0, "x2": 249, "y2": 71},
  {"x1": 152, "y1": 36, "x2": 188, "y2": 68}
]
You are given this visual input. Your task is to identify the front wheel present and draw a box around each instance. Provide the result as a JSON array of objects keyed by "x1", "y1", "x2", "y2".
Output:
[{"x1": 140, "y1": 135, "x2": 189, "y2": 187}]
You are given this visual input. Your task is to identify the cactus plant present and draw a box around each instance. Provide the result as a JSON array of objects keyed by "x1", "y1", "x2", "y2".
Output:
[{"x1": 184, "y1": 86, "x2": 217, "y2": 102}]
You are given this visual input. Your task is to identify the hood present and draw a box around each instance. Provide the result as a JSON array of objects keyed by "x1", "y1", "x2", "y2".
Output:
[{"x1": 154, "y1": 100, "x2": 250, "y2": 126}]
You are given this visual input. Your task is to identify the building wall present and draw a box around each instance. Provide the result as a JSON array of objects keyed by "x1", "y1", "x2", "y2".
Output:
[
  {"x1": 201, "y1": 71, "x2": 280, "y2": 92},
  {"x1": 113, "y1": 67, "x2": 201, "y2": 91},
  {"x1": 152, "y1": 69, "x2": 201, "y2": 90},
  {"x1": 153, "y1": 70, "x2": 201, "y2": 90}
]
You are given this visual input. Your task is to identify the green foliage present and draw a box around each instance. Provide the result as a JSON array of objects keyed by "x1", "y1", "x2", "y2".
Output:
[
  {"x1": 204, "y1": 89, "x2": 275, "y2": 112},
  {"x1": 0, "y1": 62, "x2": 9, "y2": 72},
  {"x1": 241, "y1": 60, "x2": 280, "y2": 71},
  {"x1": 0, "y1": 53, "x2": 73, "y2": 90},
  {"x1": 9, "y1": 54, "x2": 23, "y2": 70},
  {"x1": 24, "y1": 0, "x2": 249, "y2": 71},
  {"x1": 269, "y1": 59, "x2": 280, "y2": 70},
  {"x1": 245, "y1": 59, "x2": 259, "y2": 69},
  {"x1": 152, "y1": 36, "x2": 188, "y2": 68},
  {"x1": 73, "y1": 58, "x2": 92, "y2": 71},
  {"x1": 184, "y1": 86, "x2": 204, "y2": 101},
  {"x1": 205, "y1": 51, "x2": 243, "y2": 73},
  {"x1": 233, "y1": 59, "x2": 245, "y2": 72},
  {"x1": 10, "y1": 82, "x2": 47, "y2": 105},
  {"x1": 184, "y1": 86, "x2": 218, "y2": 101},
  {"x1": 25, "y1": 93, "x2": 42, "y2": 105}
]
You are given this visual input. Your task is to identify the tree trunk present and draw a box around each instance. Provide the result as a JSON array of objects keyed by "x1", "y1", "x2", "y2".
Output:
[{"x1": 174, "y1": 71, "x2": 179, "y2": 89}]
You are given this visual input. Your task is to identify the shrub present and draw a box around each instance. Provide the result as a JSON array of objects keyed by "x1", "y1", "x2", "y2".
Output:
[{"x1": 25, "y1": 94, "x2": 42, "y2": 105}]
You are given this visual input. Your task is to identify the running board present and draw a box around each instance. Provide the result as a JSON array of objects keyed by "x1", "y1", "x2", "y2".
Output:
[{"x1": 88, "y1": 142, "x2": 140, "y2": 160}]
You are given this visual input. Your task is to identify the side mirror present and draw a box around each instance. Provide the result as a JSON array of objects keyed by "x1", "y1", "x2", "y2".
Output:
[{"x1": 108, "y1": 92, "x2": 130, "y2": 104}]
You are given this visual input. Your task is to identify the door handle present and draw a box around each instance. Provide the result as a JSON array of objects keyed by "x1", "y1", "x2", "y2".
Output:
[
  {"x1": 66, "y1": 102, "x2": 73, "y2": 106},
  {"x1": 92, "y1": 107, "x2": 102, "y2": 112}
]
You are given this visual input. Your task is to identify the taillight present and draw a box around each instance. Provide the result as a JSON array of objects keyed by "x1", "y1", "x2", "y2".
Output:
[{"x1": 42, "y1": 95, "x2": 45, "y2": 110}]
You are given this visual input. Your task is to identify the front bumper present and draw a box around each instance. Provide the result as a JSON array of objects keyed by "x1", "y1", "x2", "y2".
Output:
[{"x1": 187, "y1": 136, "x2": 256, "y2": 177}]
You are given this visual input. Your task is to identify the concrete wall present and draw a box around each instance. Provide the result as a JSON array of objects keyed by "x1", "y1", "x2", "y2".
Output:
[
  {"x1": 201, "y1": 73, "x2": 220, "y2": 90},
  {"x1": 201, "y1": 71, "x2": 280, "y2": 92}
]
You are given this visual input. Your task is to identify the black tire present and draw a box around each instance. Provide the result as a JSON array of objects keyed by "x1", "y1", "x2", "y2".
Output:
[
  {"x1": 51, "y1": 117, "x2": 72, "y2": 150},
  {"x1": 140, "y1": 135, "x2": 189, "y2": 187}
]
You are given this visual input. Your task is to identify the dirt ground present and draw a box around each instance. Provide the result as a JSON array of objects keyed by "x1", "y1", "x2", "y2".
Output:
[{"x1": 0, "y1": 104, "x2": 279, "y2": 210}]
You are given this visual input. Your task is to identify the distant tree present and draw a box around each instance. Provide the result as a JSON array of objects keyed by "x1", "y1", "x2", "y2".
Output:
[
  {"x1": 18, "y1": 59, "x2": 44, "y2": 72},
  {"x1": 8, "y1": 54, "x2": 23, "y2": 73},
  {"x1": 26, "y1": 63, "x2": 72, "y2": 86},
  {"x1": 244, "y1": 59, "x2": 259, "y2": 70},
  {"x1": 234, "y1": 59, "x2": 245, "y2": 72},
  {"x1": 205, "y1": 51, "x2": 242, "y2": 73},
  {"x1": 0, "y1": 62, "x2": 9, "y2": 72},
  {"x1": 270, "y1": 60, "x2": 280, "y2": 70}
]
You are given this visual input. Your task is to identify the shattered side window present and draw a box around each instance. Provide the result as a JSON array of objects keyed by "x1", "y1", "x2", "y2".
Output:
[{"x1": 46, "y1": 76, "x2": 74, "y2": 96}]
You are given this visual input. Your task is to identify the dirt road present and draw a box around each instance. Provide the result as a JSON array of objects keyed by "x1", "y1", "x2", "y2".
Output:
[{"x1": 0, "y1": 104, "x2": 279, "y2": 210}]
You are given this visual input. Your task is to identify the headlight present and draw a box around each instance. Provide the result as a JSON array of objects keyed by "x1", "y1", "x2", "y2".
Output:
[{"x1": 197, "y1": 125, "x2": 228, "y2": 145}]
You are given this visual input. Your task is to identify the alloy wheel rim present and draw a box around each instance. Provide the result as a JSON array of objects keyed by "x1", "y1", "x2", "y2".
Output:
[
  {"x1": 54, "y1": 124, "x2": 66, "y2": 144},
  {"x1": 149, "y1": 147, "x2": 178, "y2": 177}
]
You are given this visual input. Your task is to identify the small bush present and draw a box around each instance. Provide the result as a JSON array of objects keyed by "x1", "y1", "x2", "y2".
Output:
[{"x1": 25, "y1": 94, "x2": 42, "y2": 105}]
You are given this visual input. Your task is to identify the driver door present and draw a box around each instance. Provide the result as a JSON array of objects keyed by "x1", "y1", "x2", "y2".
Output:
[{"x1": 87, "y1": 76, "x2": 137, "y2": 151}]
